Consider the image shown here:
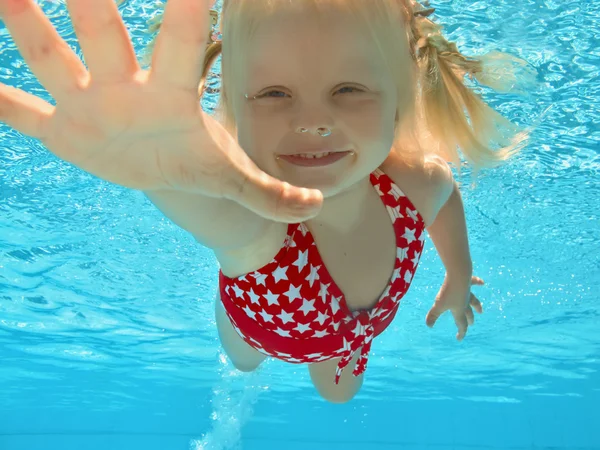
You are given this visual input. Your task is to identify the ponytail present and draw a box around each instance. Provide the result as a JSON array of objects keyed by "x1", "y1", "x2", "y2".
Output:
[{"x1": 407, "y1": 2, "x2": 535, "y2": 175}]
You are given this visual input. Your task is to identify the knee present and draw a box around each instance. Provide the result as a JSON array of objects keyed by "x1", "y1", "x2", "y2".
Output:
[
  {"x1": 229, "y1": 358, "x2": 262, "y2": 373},
  {"x1": 314, "y1": 381, "x2": 361, "y2": 404},
  {"x1": 320, "y1": 389, "x2": 358, "y2": 404}
]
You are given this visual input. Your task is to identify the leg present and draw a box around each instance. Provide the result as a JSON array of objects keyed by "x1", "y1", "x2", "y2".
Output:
[
  {"x1": 308, "y1": 351, "x2": 364, "y2": 404},
  {"x1": 214, "y1": 294, "x2": 267, "y2": 372}
]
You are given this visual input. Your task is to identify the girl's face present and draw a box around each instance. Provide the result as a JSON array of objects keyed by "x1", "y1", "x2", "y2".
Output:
[{"x1": 230, "y1": 8, "x2": 410, "y2": 197}]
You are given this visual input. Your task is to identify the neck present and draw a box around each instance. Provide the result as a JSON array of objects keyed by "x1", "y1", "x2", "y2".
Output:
[{"x1": 307, "y1": 176, "x2": 373, "y2": 233}]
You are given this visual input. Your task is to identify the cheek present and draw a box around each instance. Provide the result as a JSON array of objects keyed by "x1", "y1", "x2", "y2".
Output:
[
  {"x1": 236, "y1": 113, "x2": 284, "y2": 163},
  {"x1": 341, "y1": 100, "x2": 396, "y2": 143}
]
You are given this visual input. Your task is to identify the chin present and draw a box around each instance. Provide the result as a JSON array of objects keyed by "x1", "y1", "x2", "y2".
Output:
[{"x1": 275, "y1": 166, "x2": 365, "y2": 199}]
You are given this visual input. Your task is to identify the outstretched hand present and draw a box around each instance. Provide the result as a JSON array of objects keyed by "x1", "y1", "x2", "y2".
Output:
[
  {"x1": 426, "y1": 275, "x2": 485, "y2": 341},
  {"x1": 0, "y1": 0, "x2": 323, "y2": 223}
]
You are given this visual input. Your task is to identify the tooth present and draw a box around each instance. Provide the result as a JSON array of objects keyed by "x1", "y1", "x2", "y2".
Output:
[{"x1": 294, "y1": 151, "x2": 333, "y2": 159}]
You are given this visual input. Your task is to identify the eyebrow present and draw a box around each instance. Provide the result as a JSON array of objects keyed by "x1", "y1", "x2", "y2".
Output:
[{"x1": 248, "y1": 58, "x2": 385, "y2": 79}]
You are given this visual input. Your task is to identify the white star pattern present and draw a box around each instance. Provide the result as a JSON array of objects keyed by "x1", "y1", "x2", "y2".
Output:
[
  {"x1": 411, "y1": 251, "x2": 421, "y2": 267},
  {"x1": 218, "y1": 169, "x2": 426, "y2": 384},
  {"x1": 378, "y1": 310, "x2": 394, "y2": 322},
  {"x1": 259, "y1": 309, "x2": 274, "y2": 323},
  {"x1": 293, "y1": 250, "x2": 309, "y2": 272},
  {"x1": 319, "y1": 282, "x2": 330, "y2": 303},
  {"x1": 299, "y1": 298, "x2": 316, "y2": 316},
  {"x1": 272, "y1": 265, "x2": 289, "y2": 283},
  {"x1": 403, "y1": 227, "x2": 417, "y2": 244},
  {"x1": 243, "y1": 305, "x2": 256, "y2": 319},
  {"x1": 331, "y1": 296, "x2": 341, "y2": 315},
  {"x1": 294, "y1": 322, "x2": 312, "y2": 334},
  {"x1": 352, "y1": 321, "x2": 365, "y2": 338},
  {"x1": 263, "y1": 289, "x2": 280, "y2": 306},
  {"x1": 388, "y1": 183, "x2": 405, "y2": 201},
  {"x1": 373, "y1": 307, "x2": 388, "y2": 318},
  {"x1": 397, "y1": 247, "x2": 409, "y2": 262},
  {"x1": 314, "y1": 311, "x2": 330, "y2": 325},
  {"x1": 263, "y1": 289, "x2": 279, "y2": 306},
  {"x1": 248, "y1": 288, "x2": 260, "y2": 305},
  {"x1": 274, "y1": 328, "x2": 291, "y2": 338},
  {"x1": 253, "y1": 272, "x2": 268, "y2": 286},
  {"x1": 387, "y1": 205, "x2": 403, "y2": 222},
  {"x1": 232, "y1": 284, "x2": 244, "y2": 299},
  {"x1": 306, "y1": 264, "x2": 321, "y2": 287},
  {"x1": 277, "y1": 310, "x2": 295, "y2": 325},
  {"x1": 247, "y1": 336, "x2": 262, "y2": 347},
  {"x1": 284, "y1": 283, "x2": 302, "y2": 303},
  {"x1": 380, "y1": 284, "x2": 392, "y2": 300},
  {"x1": 298, "y1": 224, "x2": 309, "y2": 236},
  {"x1": 406, "y1": 207, "x2": 419, "y2": 222},
  {"x1": 341, "y1": 337, "x2": 352, "y2": 353}
]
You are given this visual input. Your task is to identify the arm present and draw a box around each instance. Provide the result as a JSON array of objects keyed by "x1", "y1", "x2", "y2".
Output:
[
  {"x1": 426, "y1": 174, "x2": 473, "y2": 285},
  {"x1": 145, "y1": 190, "x2": 273, "y2": 251}
]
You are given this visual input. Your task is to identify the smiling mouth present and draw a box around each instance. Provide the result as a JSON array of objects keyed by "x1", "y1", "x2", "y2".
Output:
[
  {"x1": 292, "y1": 151, "x2": 338, "y2": 159},
  {"x1": 278, "y1": 150, "x2": 354, "y2": 167}
]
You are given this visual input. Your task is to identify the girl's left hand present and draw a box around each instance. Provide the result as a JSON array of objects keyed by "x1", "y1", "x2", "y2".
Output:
[{"x1": 425, "y1": 276, "x2": 485, "y2": 341}]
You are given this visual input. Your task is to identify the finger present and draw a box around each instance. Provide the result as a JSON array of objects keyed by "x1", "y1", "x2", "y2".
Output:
[
  {"x1": 0, "y1": 83, "x2": 53, "y2": 139},
  {"x1": 470, "y1": 294, "x2": 484, "y2": 313},
  {"x1": 453, "y1": 312, "x2": 468, "y2": 341},
  {"x1": 0, "y1": 0, "x2": 88, "y2": 100},
  {"x1": 425, "y1": 305, "x2": 443, "y2": 328},
  {"x1": 224, "y1": 161, "x2": 324, "y2": 222},
  {"x1": 471, "y1": 276, "x2": 485, "y2": 286},
  {"x1": 150, "y1": 0, "x2": 211, "y2": 91},
  {"x1": 465, "y1": 306, "x2": 475, "y2": 326},
  {"x1": 66, "y1": 0, "x2": 139, "y2": 82}
]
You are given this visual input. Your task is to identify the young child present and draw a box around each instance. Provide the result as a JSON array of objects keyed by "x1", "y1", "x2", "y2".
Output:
[{"x1": 0, "y1": 0, "x2": 531, "y2": 403}]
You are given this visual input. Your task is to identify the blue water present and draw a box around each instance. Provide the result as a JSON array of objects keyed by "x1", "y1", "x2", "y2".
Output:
[{"x1": 1, "y1": 1, "x2": 599, "y2": 449}]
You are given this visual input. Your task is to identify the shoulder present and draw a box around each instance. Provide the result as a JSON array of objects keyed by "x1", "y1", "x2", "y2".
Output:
[{"x1": 380, "y1": 152, "x2": 455, "y2": 228}]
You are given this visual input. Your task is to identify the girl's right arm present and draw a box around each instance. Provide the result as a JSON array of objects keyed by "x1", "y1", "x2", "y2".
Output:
[
  {"x1": 145, "y1": 190, "x2": 272, "y2": 251},
  {"x1": 0, "y1": 0, "x2": 322, "y2": 234}
]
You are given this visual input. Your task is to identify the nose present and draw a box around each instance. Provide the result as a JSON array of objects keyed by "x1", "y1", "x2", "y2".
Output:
[
  {"x1": 291, "y1": 104, "x2": 335, "y2": 137},
  {"x1": 295, "y1": 126, "x2": 332, "y2": 137}
]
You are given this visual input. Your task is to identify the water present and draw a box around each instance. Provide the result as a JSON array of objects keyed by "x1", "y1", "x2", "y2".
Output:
[{"x1": 0, "y1": 1, "x2": 599, "y2": 449}]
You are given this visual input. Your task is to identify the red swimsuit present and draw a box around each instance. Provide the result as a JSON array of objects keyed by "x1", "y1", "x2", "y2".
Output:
[{"x1": 219, "y1": 169, "x2": 426, "y2": 384}]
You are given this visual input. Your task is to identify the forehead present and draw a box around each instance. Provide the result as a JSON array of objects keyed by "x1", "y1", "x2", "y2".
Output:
[{"x1": 238, "y1": 9, "x2": 389, "y2": 78}]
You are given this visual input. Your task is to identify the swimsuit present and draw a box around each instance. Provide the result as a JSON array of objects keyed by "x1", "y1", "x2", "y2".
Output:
[{"x1": 218, "y1": 168, "x2": 426, "y2": 384}]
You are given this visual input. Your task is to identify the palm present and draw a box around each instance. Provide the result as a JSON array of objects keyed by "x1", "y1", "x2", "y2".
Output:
[
  {"x1": 0, "y1": 0, "x2": 322, "y2": 221},
  {"x1": 44, "y1": 77, "x2": 216, "y2": 191}
]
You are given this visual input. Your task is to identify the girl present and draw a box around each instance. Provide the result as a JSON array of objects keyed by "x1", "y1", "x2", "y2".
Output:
[{"x1": 0, "y1": 0, "x2": 530, "y2": 403}]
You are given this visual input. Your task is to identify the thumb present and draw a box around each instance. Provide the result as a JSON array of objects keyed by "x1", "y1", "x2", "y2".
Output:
[{"x1": 222, "y1": 153, "x2": 323, "y2": 223}]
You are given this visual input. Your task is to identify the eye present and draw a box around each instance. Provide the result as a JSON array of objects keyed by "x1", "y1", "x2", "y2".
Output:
[
  {"x1": 255, "y1": 89, "x2": 290, "y2": 99},
  {"x1": 335, "y1": 86, "x2": 364, "y2": 95}
]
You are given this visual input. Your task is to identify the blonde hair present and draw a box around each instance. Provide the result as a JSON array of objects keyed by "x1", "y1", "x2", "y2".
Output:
[{"x1": 145, "y1": 0, "x2": 537, "y2": 176}]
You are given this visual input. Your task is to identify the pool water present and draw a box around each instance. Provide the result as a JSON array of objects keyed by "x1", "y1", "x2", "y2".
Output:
[{"x1": 0, "y1": 1, "x2": 599, "y2": 449}]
